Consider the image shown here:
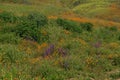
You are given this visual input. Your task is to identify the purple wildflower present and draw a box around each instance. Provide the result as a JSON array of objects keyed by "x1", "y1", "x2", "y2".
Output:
[
  {"x1": 93, "y1": 41, "x2": 102, "y2": 48},
  {"x1": 58, "y1": 48, "x2": 67, "y2": 57},
  {"x1": 43, "y1": 44, "x2": 55, "y2": 57}
]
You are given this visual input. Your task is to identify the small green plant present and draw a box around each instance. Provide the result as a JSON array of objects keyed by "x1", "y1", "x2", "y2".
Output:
[
  {"x1": 27, "y1": 12, "x2": 48, "y2": 27},
  {"x1": 110, "y1": 72, "x2": 120, "y2": 79},
  {"x1": 0, "y1": 11, "x2": 17, "y2": 23},
  {"x1": 112, "y1": 56, "x2": 120, "y2": 66},
  {"x1": 56, "y1": 18, "x2": 82, "y2": 33},
  {"x1": 80, "y1": 22, "x2": 93, "y2": 31},
  {"x1": 109, "y1": 26, "x2": 118, "y2": 31},
  {"x1": 15, "y1": 21, "x2": 41, "y2": 41},
  {"x1": 0, "y1": 33, "x2": 20, "y2": 44}
]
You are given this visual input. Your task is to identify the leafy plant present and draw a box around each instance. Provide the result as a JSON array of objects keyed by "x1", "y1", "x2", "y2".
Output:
[
  {"x1": 27, "y1": 12, "x2": 48, "y2": 27},
  {"x1": 110, "y1": 72, "x2": 120, "y2": 79},
  {"x1": 14, "y1": 12, "x2": 48, "y2": 43},
  {"x1": 80, "y1": 22, "x2": 93, "y2": 31},
  {"x1": 56, "y1": 18, "x2": 82, "y2": 33},
  {"x1": 0, "y1": 11, "x2": 17, "y2": 23},
  {"x1": 112, "y1": 56, "x2": 120, "y2": 66},
  {"x1": 109, "y1": 26, "x2": 118, "y2": 31}
]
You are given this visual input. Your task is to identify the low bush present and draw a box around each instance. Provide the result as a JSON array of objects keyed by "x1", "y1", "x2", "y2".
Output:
[
  {"x1": 14, "y1": 12, "x2": 48, "y2": 43},
  {"x1": 56, "y1": 18, "x2": 82, "y2": 33},
  {"x1": 109, "y1": 26, "x2": 118, "y2": 31},
  {"x1": 0, "y1": 11, "x2": 17, "y2": 23},
  {"x1": 27, "y1": 12, "x2": 48, "y2": 27},
  {"x1": 110, "y1": 72, "x2": 120, "y2": 79},
  {"x1": 80, "y1": 22, "x2": 93, "y2": 31},
  {"x1": 112, "y1": 56, "x2": 120, "y2": 66}
]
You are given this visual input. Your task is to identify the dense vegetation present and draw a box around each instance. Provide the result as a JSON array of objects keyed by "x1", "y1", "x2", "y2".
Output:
[{"x1": 0, "y1": 0, "x2": 120, "y2": 80}]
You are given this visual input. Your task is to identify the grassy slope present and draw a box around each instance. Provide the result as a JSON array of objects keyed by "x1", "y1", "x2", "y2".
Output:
[
  {"x1": 72, "y1": 0, "x2": 120, "y2": 22},
  {"x1": 73, "y1": 1, "x2": 110, "y2": 16},
  {"x1": 0, "y1": 1, "x2": 68, "y2": 16},
  {"x1": 0, "y1": 0, "x2": 120, "y2": 80}
]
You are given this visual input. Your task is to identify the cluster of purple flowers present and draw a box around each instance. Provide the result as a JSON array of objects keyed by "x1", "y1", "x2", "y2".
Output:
[
  {"x1": 93, "y1": 41, "x2": 102, "y2": 48},
  {"x1": 43, "y1": 44, "x2": 55, "y2": 57},
  {"x1": 43, "y1": 44, "x2": 68, "y2": 58}
]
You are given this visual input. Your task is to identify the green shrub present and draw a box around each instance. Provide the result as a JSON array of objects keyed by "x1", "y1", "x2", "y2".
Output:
[
  {"x1": 14, "y1": 13, "x2": 48, "y2": 43},
  {"x1": 80, "y1": 22, "x2": 93, "y2": 31},
  {"x1": 109, "y1": 26, "x2": 118, "y2": 31},
  {"x1": 112, "y1": 56, "x2": 120, "y2": 66},
  {"x1": 15, "y1": 21, "x2": 41, "y2": 41},
  {"x1": 110, "y1": 72, "x2": 120, "y2": 79},
  {"x1": 0, "y1": 11, "x2": 17, "y2": 23},
  {"x1": 56, "y1": 18, "x2": 82, "y2": 33},
  {"x1": 27, "y1": 12, "x2": 48, "y2": 27},
  {"x1": 72, "y1": 0, "x2": 89, "y2": 7}
]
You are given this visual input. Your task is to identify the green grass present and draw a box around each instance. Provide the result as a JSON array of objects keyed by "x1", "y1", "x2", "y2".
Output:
[
  {"x1": 0, "y1": 3, "x2": 68, "y2": 16},
  {"x1": 0, "y1": 18, "x2": 120, "y2": 79},
  {"x1": 0, "y1": 1, "x2": 120, "y2": 80},
  {"x1": 72, "y1": 1, "x2": 110, "y2": 17}
]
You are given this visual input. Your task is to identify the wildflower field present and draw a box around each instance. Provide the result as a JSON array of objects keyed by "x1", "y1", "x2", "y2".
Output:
[{"x1": 0, "y1": 0, "x2": 120, "y2": 80}]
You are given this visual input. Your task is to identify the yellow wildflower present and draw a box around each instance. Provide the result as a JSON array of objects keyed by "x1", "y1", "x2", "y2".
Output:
[
  {"x1": 109, "y1": 42, "x2": 119, "y2": 49},
  {"x1": 34, "y1": 77, "x2": 39, "y2": 80},
  {"x1": 41, "y1": 43, "x2": 48, "y2": 48},
  {"x1": 26, "y1": 47, "x2": 32, "y2": 54},
  {"x1": 30, "y1": 58, "x2": 40, "y2": 64},
  {"x1": 64, "y1": 30, "x2": 71, "y2": 34},
  {"x1": 79, "y1": 38, "x2": 86, "y2": 45},
  {"x1": 85, "y1": 56, "x2": 98, "y2": 66},
  {"x1": 37, "y1": 43, "x2": 48, "y2": 52},
  {"x1": 59, "y1": 38, "x2": 64, "y2": 43},
  {"x1": 108, "y1": 54, "x2": 119, "y2": 59},
  {"x1": 41, "y1": 30, "x2": 47, "y2": 36},
  {"x1": 14, "y1": 78, "x2": 19, "y2": 80}
]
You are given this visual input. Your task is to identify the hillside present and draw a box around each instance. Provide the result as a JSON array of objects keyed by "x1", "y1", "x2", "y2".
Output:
[{"x1": 0, "y1": 0, "x2": 120, "y2": 80}]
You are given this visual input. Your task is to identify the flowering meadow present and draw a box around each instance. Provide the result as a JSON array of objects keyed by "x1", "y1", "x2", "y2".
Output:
[{"x1": 0, "y1": 0, "x2": 120, "y2": 80}]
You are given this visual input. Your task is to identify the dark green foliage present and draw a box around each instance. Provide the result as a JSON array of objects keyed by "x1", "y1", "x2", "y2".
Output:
[
  {"x1": 112, "y1": 56, "x2": 120, "y2": 66},
  {"x1": 72, "y1": 0, "x2": 89, "y2": 7},
  {"x1": 0, "y1": 11, "x2": 17, "y2": 23},
  {"x1": 15, "y1": 21, "x2": 40, "y2": 41},
  {"x1": 109, "y1": 26, "x2": 118, "y2": 31},
  {"x1": 80, "y1": 22, "x2": 93, "y2": 31},
  {"x1": 56, "y1": 18, "x2": 82, "y2": 33},
  {"x1": 14, "y1": 13, "x2": 48, "y2": 43},
  {"x1": 110, "y1": 72, "x2": 120, "y2": 79},
  {"x1": 27, "y1": 12, "x2": 48, "y2": 27}
]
